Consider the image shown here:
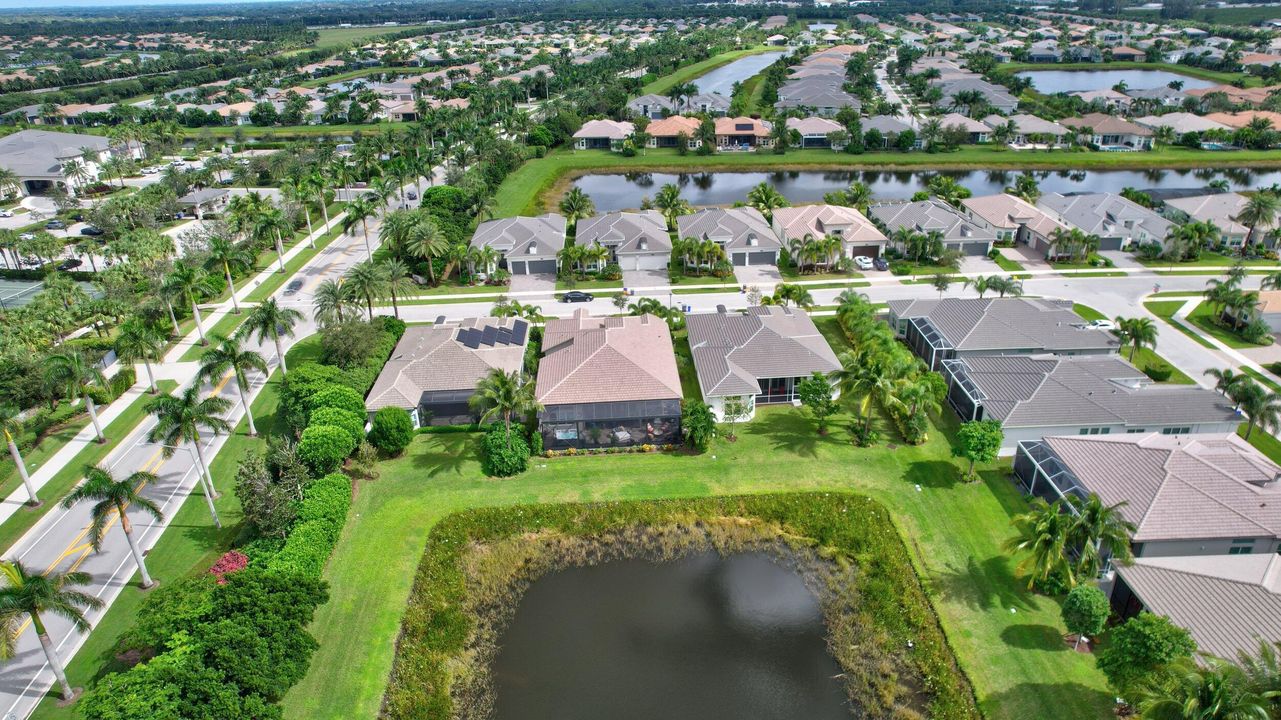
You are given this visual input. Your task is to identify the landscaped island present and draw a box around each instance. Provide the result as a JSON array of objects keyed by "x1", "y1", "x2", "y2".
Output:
[{"x1": 381, "y1": 494, "x2": 980, "y2": 720}]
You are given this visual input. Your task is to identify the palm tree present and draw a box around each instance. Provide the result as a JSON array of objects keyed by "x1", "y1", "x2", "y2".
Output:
[
  {"x1": 653, "y1": 183, "x2": 690, "y2": 230},
  {"x1": 163, "y1": 263, "x2": 218, "y2": 346},
  {"x1": 1005, "y1": 173, "x2": 1041, "y2": 203},
  {"x1": 114, "y1": 318, "x2": 164, "y2": 394},
  {"x1": 254, "y1": 205, "x2": 293, "y2": 274},
  {"x1": 828, "y1": 349, "x2": 887, "y2": 436},
  {"x1": 1205, "y1": 367, "x2": 1247, "y2": 400},
  {"x1": 1235, "y1": 381, "x2": 1281, "y2": 441},
  {"x1": 313, "y1": 278, "x2": 352, "y2": 328},
  {"x1": 965, "y1": 275, "x2": 992, "y2": 298},
  {"x1": 342, "y1": 195, "x2": 379, "y2": 260},
  {"x1": 0, "y1": 407, "x2": 39, "y2": 506},
  {"x1": 61, "y1": 466, "x2": 163, "y2": 589},
  {"x1": 238, "y1": 298, "x2": 303, "y2": 376},
  {"x1": 558, "y1": 187, "x2": 595, "y2": 228},
  {"x1": 404, "y1": 213, "x2": 446, "y2": 285},
  {"x1": 746, "y1": 182, "x2": 789, "y2": 220},
  {"x1": 0, "y1": 561, "x2": 103, "y2": 701},
  {"x1": 198, "y1": 334, "x2": 267, "y2": 437},
  {"x1": 44, "y1": 351, "x2": 107, "y2": 443},
  {"x1": 1136, "y1": 656, "x2": 1273, "y2": 720},
  {"x1": 1236, "y1": 191, "x2": 1280, "y2": 250},
  {"x1": 1115, "y1": 316, "x2": 1158, "y2": 362},
  {"x1": 345, "y1": 260, "x2": 388, "y2": 321},
  {"x1": 146, "y1": 385, "x2": 232, "y2": 528},
  {"x1": 1067, "y1": 493, "x2": 1136, "y2": 580},
  {"x1": 469, "y1": 368, "x2": 541, "y2": 448},
  {"x1": 205, "y1": 237, "x2": 253, "y2": 314},
  {"x1": 1004, "y1": 497, "x2": 1074, "y2": 590}
]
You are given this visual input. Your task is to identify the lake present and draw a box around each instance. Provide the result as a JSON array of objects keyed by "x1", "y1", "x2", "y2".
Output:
[
  {"x1": 491, "y1": 552, "x2": 850, "y2": 720},
  {"x1": 693, "y1": 51, "x2": 787, "y2": 96},
  {"x1": 572, "y1": 168, "x2": 1281, "y2": 211},
  {"x1": 1015, "y1": 68, "x2": 1217, "y2": 93}
]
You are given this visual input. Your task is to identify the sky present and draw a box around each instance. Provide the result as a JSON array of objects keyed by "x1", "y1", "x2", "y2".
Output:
[{"x1": 0, "y1": 0, "x2": 295, "y2": 9}]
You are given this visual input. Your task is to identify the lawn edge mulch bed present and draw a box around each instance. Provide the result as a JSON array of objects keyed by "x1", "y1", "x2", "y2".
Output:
[{"x1": 380, "y1": 493, "x2": 980, "y2": 720}]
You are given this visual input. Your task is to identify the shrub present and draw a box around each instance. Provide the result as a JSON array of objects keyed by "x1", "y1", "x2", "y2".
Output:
[
  {"x1": 1143, "y1": 363, "x2": 1173, "y2": 382},
  {"x1": 320, "y1": 320, "x2": 384, "y2": 368},
  {"x1": 309, "y1": 385, "x2": 366, "y2": 417},
  {"x1": 1242, "y1": 317, "x2": 1274, "y2": 345},
  {"x1": 308, "y1": 406, "x2": 365, "y2": 447},
  {"x1": 367, "y1": 407, "x2": 414, "y2": 455},
  {"x1": 267, "y1": 474, "x2": 352, "y2": 579},
  {"x1": 1096, "y1": 613, "x2": 1196, "y2": 701},
  {"x1": 280, "y1": 363, "x2": 346, "y2": 432},
  {"x1": 116, "y1": 575, "x2": 217, "y2": 655},
  {"x1": 208, "y1": 550, "x2": 249, "y2": 585},
  {"x1": 890, "y1": 262, "x2": 911, "y2": 276},
  {"x1": 481, "y1": 425, "x2": 530, "y2": 477},
  {"x1": 297, "y1": 424, "x2": 356, "y2": 475}
]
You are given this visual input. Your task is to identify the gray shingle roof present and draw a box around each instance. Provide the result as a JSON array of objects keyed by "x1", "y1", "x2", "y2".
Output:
[
  {"x1": 676, "y1": 207, "x2": 779, "y2": 251},
  {"x1": 576, "y1": 210, "x2": 671, "y2": 256},
  {"x1": 1040, "y1": 432, "x2": 1281, "y2": 543},
  {"x1": 470, "y1": 214, "x2": 566, "y2": 260},
  {"x1": 1116, "y1": 554, "x2": 1281, "y2": 659},
  {"x1": 869, "y1": 199, "x2": 998, "y2": 244},
  {"x1": 685, "y1": 306, "x2": 841, "y2": 398},
  {"x1": 886, "y1": 297, "x2": 1120, "y2": 353},
  {"x1": 1037, "y1": 192, "x2": 1174, "y2": 242},
  {"x1": 537, "y1": 310, "x2": 682, "y2": 406},
  {"x1": 0, "y1": 129, "x2": 112, "y2": 179},
  {"x1": 366, "y1": 318, "x2": 531, "y2": 411}
]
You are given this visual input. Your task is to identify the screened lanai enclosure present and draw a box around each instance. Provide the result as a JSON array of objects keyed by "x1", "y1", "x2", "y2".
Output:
[{"x1": 539, "y1": 399, "x2": 682, "y2": 450}]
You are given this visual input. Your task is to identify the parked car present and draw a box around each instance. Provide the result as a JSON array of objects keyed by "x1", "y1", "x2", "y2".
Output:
[
  {"x1": 560, "y1": 291, "x2": 594, "y2": 303},
  {"x1": 1086, "y1": 319, "x2": 1116, "y2": 331},
  {"x1": 854, "y1": 255, "x2": 874, "y2": 271},
  {"x1": 872, "y1": 257, "x2": 890, "y2": 271},
  {"x1": 0, "y1": 209, "x2": 12, "y2": 218},
  {"x1": 57, "y1": 258, "x2": 82, "y2": 271},
  {"x1": 406, "y1": 190, "x2": 418, "y2": 201},
  {"x1": 45, "y1": 219, "x2": 65, "y2": 230},
  {"x1": 18, "y1": 232, "x2": 34, "y2": 241},
  {"x1": 79, "y1": 225, "x2": 104, "y2": 236},
  {"x1": 283, "y1": 279, "x2": 304, "y2": 296},
  {"x1": 141, "y1": 166, "x2": 160, "y2": 175}
]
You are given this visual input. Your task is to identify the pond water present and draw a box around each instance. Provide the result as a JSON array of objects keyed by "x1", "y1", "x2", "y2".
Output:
[
  {"x1": 1015, "y1": 69, "x2": 1217, "y2": 93},
  {"x1": 572, "y1": 167, "x2": 1281, "y2": 211},
  {"x1": 693, "y1": 51, "x2": 787, "y2": 96},
  {"x1": 491, "y1": 551, "x2": 850, "y2": 720}
]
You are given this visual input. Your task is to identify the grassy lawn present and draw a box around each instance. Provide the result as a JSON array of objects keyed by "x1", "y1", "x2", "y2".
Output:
[
  {"x1": 283, "y1": 319, "x2": 1113, "y2": 720},
  {"x1": 493, "y1": 146, "x2": 1281, "y2": 218},
  {"x1": 1071, "y1": 303, "x2": 1106, "y2": 322},
  {"x1": 1239, "y1": 423, "x2": 1281, "y2": 464},
  {"x1": 178, "y1": 312, "x2": 248, "y2": 362},
  {"x1": 243, "y1": 224, "x2": 345, "y2": 302},
  {"x1": 310, "y1": 25, "x2": 434, "y2": 49},
  {"x1": 28, "y1": 368, "x2": 291, "y2": 720},
  {"x1": 1074, "y1": 304, "x2": 1191, "y2": 382},
  {"x1": 997, "y1": 61, "x2": 1253, "y2": 86},
  {"x1": 0, "y1": 381, "x2": 178, "y2": 556},
  {"x1": 1184, "y1": 301, "x2": 1272, "y2": 349},
  {"x1": 992, "y1": 254, "x2": 1024, "y2": 272},
  {"x1": 640, "y1": 46, "x2": 775, "y2": 97},
  {"x1": 1242, "y1": 365, "x2": 1281, "y2": 393},
  {"x1": 1138, "y1": 253, "x2": 1279, "y2": 269},
  {"x1": 1145, "y1": 300, "x2": 1219, "y2": 350}
]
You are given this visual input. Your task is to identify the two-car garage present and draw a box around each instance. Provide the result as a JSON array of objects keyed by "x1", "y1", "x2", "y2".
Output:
[
  {"x1": 731, "y1": 250, "x2": 779, "y2": 266},
  {"x1": 507, "y1": 259, "x2": 558, "y2": 275}
]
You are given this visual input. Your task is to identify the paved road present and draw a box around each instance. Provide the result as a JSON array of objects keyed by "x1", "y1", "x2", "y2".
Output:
[{"x1": 875, "y1": 62, "x2": 915, "y2": 123}]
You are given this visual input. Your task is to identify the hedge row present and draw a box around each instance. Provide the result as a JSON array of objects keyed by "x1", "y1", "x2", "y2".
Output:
[
  {"x1": 381, "y1": 493, "x2": 980, "y2": 720},
  {"x1": 267, "y1": 472, "x2": 352, "y2": 579}
]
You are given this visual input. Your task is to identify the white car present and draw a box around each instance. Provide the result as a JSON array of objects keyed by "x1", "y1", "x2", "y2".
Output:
[
  {"x1": 853, "y1": 255, "x2": 875, "y2": 271},
  {"x1": 141, "y1": 166, "x2": 159, "y2": 175},
  {"x1": 0, "y1": 209, "x2": 12, "y2": 218},
  {"x1": 1087, "y1": 319, "x2": 1116, "y2": 331}
]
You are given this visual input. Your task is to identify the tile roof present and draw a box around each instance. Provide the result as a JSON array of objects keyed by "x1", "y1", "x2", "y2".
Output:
[
  {"x1": 645, "y1": 115, "x2": 702, "y2": 137},
  {"x1": 576, "y1": 210, "x2": 670, "y2": 255},
  {"x1": 685, "y1": 306, "x2": 841, "y2": 398},
  {"x1": 869, "y1": 199, "x2": 998, "y2": 243},
  {"x1": 1037, "y1": 192, "x2": 1174, "y2": 241},
  {"x1": 714, "y1": 116, "x2": 772, "y2": 137},
  {"x1": 771, "y1": 204, "x2": 886, "y2": 246},
  {"x1": 573, "y1": 119, "x2": 634, "y2": 140},
  {"x1": 1165, "y1": 193, "x2": 1250, "y2": 236},
  {"x1": 536, "y1": 310, "x2": 682, "y2": 405},
  {"x1": 470, "y1": 214, "x2": 566, "y2": 259},
  {"x1": 366, "y1": 318, "x2": 531, "y2": 411},
  {"x1": 785, "y1": 116, "x2": 843, "y2": 135},
  {"x1": 1133, "y1": 113, "x2": 1230, "y2": 134},
  {"x1": 1061, "y1": 112, "x2": 1153, "y2": 136},
  {"x1": 0, "y1": 129, "x2": 112, "y2": 178},
  {"x1": 962, "y1": 193, "x2": 1069, "y2": 238},
  {"x1": 887, "y1": 297, "x2": 1120, "y2": 353},
  {"x1": 676, "y1": 207, "x2": 779, "y2": 251}
]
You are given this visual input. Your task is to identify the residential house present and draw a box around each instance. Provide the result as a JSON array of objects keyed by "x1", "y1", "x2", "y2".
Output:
[
  {"x1": 1163, "y1": 193, "x2": 1257, "y2": 248},
  {"x1": 935, "y1": 78, "x2": 1019, "y2": 115},
  {"x1": 572, "y1": 119, "x2": 635, "y2": 150},
  {"x1": 1241, "y1": 52, "x2": 1281, "y2": 68},
  {"x1": 535, "y1": 310, "x2": 683, "y2": 449},
  {"x1": 869, "y1": 199, "x2": 997, "y2": 256},
  {"x1": 785, "y1": 116, "x2": 845, "y2": 148},
  {"x1": 1068, "y1": 89, "x2": 1133, "y2": 113},
  {"x1": 575, "y1": 210, "x2": 671, "y2": 271},
  {"x1": 1133, "y1": 112, "x2": 1231, "y2": 135},
  {"x1": 939, "y1": 353, "x2": 1239, "y2": 451},
  {"x1": 469, "y1": 213, "x2": 567, "y2": 275},
  {"x1": 962, "y1": 193, "x2": 1071, "y2": 257},
  {"x1": 627, "y1": 93, "x2": 674, "y2": 119},
  {"x1": 645, "y1": 115, "x2": 703, "y2": 149},
  {"x1": 1235, "y1": 290, "x2": 1281, "y2": 332},
  {"x1": 887, "y1": 297, "x2": 1120, "y2": 372},
  {"x1": 1014, "y1": 432, "x2": 1281, "y2": 560},
  {"x1": 683, "y1": 93, "x2": 731, "y2": 115},
  {"x1": 1038, "y1": 192, "x2": 1174, "y2": 251},
  {"x1": 1060, "y1": 113, "x2": 1153, "y2": 150},
  {"x1": 983, "y1": 114, "x2": 1070, "y2": 146},
  {"x1": 1028, "y1": 40, "x2": 1063, "y2": 62},
  {"x1": 0, "y1": 129, "x2": 124, "y2": 197},
  {"x1": 774, "y1": 86, "x2": 861, "y2": 116},
  {"x1": 771, "y1": 204, "x2": 887, "y2": 259},
  {"x1": 939, "y1": 112, "x2": 991, "y2": 143},
  {"x1": 677, "y1": 207, "x2": 781, "y2": 266},
  {"x1": 1124, "y1": 85, "x2": 1188, "y2": 107},
  {"x1": 365, "y1": 317, "x2": 531, "y2": 427},
  {"x1": 685, "y1": 306, "x2": 841, "y2": 421},
  {"x1": 714, "y1": 116, "x2": 774, "y2": 149},
  {"x1": 1110, "y1": 45, "x2": 1146, "y2": 61}
]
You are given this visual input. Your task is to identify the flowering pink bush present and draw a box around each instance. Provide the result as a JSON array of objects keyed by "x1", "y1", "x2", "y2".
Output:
[{"x1": 208, "y1": 550, "x2": 249, "y2": 584}]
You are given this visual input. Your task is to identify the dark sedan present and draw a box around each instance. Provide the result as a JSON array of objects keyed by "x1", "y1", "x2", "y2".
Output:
[
  {"x1": 873, "y1": 257, "x2": 890, "y2": 271},
  {"x1": 45, "y1": 219, "x2": 66, "y2": 230},
  {"x1": 560, "y1": 291, "x2": 594, "y2": 303},
  {"x1": 283, "y1": 279, "x2": 304, "y2": 296},
  {"x1": 79, "y1": 225, "x2": 104, "y2": 236}
]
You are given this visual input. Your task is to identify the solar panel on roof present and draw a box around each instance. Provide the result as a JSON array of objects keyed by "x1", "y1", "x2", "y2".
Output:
[
  {"x1": 495, "y1": 327, "x2": 513, "y2": 345},
  {"x1": 434, "y1": 315, "x2": 446, "y2": 325},
  {"x1": 460, "y1": 329, "x2": 481, "y2": 349},
  {"x1": 511, "y1": 320, "x2": 528, "y2": 345},
  {"x1": 480, "y1": 326, "x2": 498, "y2": 346}
]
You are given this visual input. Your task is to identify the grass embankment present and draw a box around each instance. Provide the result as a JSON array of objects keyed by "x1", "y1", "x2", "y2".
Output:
[
  {"x1": 0, "y1": 381, "x2": 178, "y2": 555},
  {"x1": 1144, "y1": 300, "x2": 1218, "y2": 350},
  {"x1": 996, "y1": 61, "x2": 1254, "y2": 87},
  {"x1": 1184, "y1": 300, "x2": 1272, "y2": 349},
  {"x1": 639, "y1": 46, "x2": 776, "y2": 97},
  {"x1": 283, "y1": 320, "x2": 1114, "y2": 720},
  {"x1": 382, "y1": 496, "x2": 979, "y2": 720},
  {"x1": 493, "y1": 146, "x2": 1281, "y2": 218},
  {"x1": 309, "y1": 25, "x2": 435, "y2": 50}
]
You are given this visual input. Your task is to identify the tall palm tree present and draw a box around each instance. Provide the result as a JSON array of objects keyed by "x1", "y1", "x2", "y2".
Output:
[
  {"x1": 239, "y1": 298, "x2": 303, "y2": 376},
  {"x1": 0, "y1": 561, "x2": 103, "y2": 701},
  {"x1": 61, "y1": 466, "x2": 163, "y2": 589},
  {"x1": 1236, "y1": 381, "x2": 1281, "y2": 441},
  {"x1": 198, "y1": 334, "x2": 268, "y2": 437},
  {"x1": 382, "y1": 258, "x2": 413, "y2": 319},
  {"x1": 828, "y1": 349, "x2": 886, "y2": 436},
  {"x1": 1236, "y1": 191, "x2": 1279, "y2": 250},
  {"x1": 345, "y1": 260, "x2": 388, "y2": 321},
  {"x1": 163, "y1": 263, "x2": 218, "y2": 346},
  {"x1": 1004, "y1": 497, "x2": 1074, "y2": 590},
  {"x1": 469, "y1": 369, "x2": 541, "y2": 448},
  {"x1": 653, "y1": 183, "x2": 690, "y2": 230},
  {"x1": 1115, "y1": 316, "x2": 1158, "y2": 362},
  {"x1": 342, "y1": 195, "x2": 379, "y2": 260},
  {"x1": 1136, "y1": 656, "x2": 1273, "y2": 720},
  {"x1": 1067, "y1": 493, "x2": 1136, "y2": 580},
  {"x1": 1205, "y1": 367, "x2": 1247, "y2": 400},
  {"x1": 44, "y1": 351, "x2": 107, "y2": 443},
  {"x1": 558, "y1": 187, "x2": 595, "y2": 228},
  {"x1": 114, "y1": 318, "x2": 164, "y2": 394},
  {"x1": 746, "y1": 182, "x2": 789, "y2": 221},
  {"x1": 312, "y1": 278, "x2": 352, "y2": 328},
  {"x1": 146, "y1": 385, "x2": 232, "y2": 528},
  {"x1": 254, "y1": 205, "x2": 293, "y2": 274},
  {"x1": 0, "y1": 407, "x2": 39, "y2": 506},
  {"x1": 404, "y1": 212, "x2": 446, "y2": 285},
  {"x1": 205, "y1": 237, "x2": 253, "y2": 314}
]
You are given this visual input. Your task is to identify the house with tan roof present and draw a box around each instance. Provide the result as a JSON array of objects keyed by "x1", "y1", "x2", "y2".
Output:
[
  {"x1": 1060, "y1": 113, "x2": 1152, "y2": 150},
  {"x1": 714, "y1": 116, "x2": 774, "y2": 149},
  {"x1": 645, "y1": 115, "x2": 702, "y2": 149},
  {"x1": 938, "y1": 112, "x2": 990, "y2": 143},
  {"x1": 535, "y1": 310, "x2": 682, "y2": 449},
  {"x1": 962, "y1": 193, "x2": 1070, "y2": 257},
  {"x1": 572, "y1": 119, "x2": 634, "y2": 150},
  {"x1": 1203, "y1": 110, "x2": 1281, "y2": 129},
  {"x1": 771, "y1": 204, "x2": 887, "y2": 259},
  {"x1": 365, "y1": 317, "x2": 532, "y2": 426},
  {"x1": 1163, "y1": 192, "x2": 1255, "y2": 248},
  {"x1": 785, "y1": 116, "x2": 844, "y2": 148},
  {"x1": 1109, "y1": 45, "x2": 1146, "y2": 61}
]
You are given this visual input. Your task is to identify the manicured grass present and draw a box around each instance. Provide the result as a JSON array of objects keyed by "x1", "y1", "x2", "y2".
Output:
[
  {"x1": 400, "y1": 281, "x2": 518, "y2": 299},
  {"x1": 1072, "y1": 303, "x2": 1106, "y2": 322},
  {"x1": 28, "y1": 367, "x2": 291, "y2": 720},
  {"x1": 640, "y1": 46, "x2": 775, "y2": 97},
  {"x1": 243, "y1": 223, "x2": 346, "y2": 302},
  {"x1": 1184, "y1": 301, "x2": 1271, "y2": 349},
  {"x1": 1145, "y1": 300, "x2": 1219, "y2": 350},
  {"x1": 1138, "y1": 253, "x2": 1279, "y2": 269},
  {"x1": 178, "y1": 312, "x2": 247, "y2": 362},
  {"x1": 1239, "y1": 423, "x2": 1281, "y2": 464},
  {"x1": 493, "y1": 146, "x2": 1281, "y2": 218},
  {"x1": 1148, "y1": 291, "x2": 1202, "y2": 298},
  {"x1": 310, "y1": 25, "x2": 433, "y2": 49},
  {"x1": 0, "y1": 381, "x2": 178, "y2": 556},
  {"x1": 1126, "y1": 347, "x2": 1195, "y2": 384},
  {"x1": 997, "y1": 61, "x2": 1253, "y2": 86},
  {"x1": 1242, "y1": 365, "x2": 1281, "y2": 393},
  {"x1": 992, "y1": 254, "x2": 1024, "y2": 272},
  {"x1": 283, "y1": 320, "x2": 1114, "y2": 720}
]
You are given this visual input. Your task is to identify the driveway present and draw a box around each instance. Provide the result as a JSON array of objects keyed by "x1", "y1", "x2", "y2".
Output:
[
  {"x1": 733, "y1": 265, "x2": 781, "y2": 289},
  {"x1": 958, "y1": 255, "x2": 999, "y2": 274},
  {"x1": 509, "y1": 272, "x2": 557, "y2": 293},
  {"x1": 1100, "y1": 250, "x2": 1144, "y2": 269},
  {"x1": 1000, "y1": 245, "x2": 1050, "y2": 271},
  {"x1": 623, "y1": 269, "x2": 668, "y2": 289}
]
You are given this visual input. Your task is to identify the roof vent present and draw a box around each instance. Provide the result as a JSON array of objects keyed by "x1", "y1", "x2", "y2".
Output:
[
  {"x1": 638, "y1": 239, "x2": 648, "y2": 250},
  {"x1": 527, "y1": 242, "x2": 537, "y2": 254}
]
